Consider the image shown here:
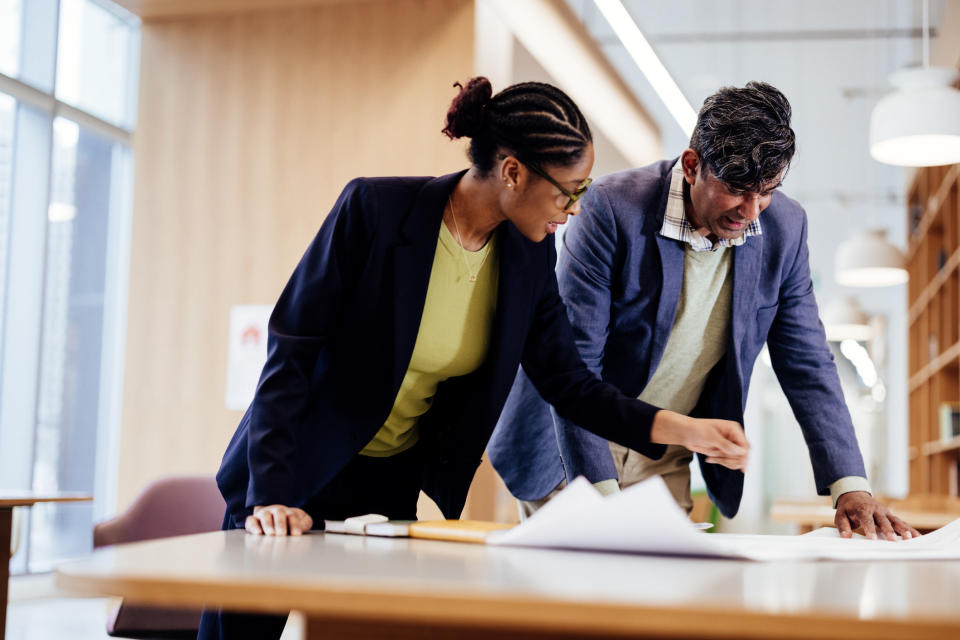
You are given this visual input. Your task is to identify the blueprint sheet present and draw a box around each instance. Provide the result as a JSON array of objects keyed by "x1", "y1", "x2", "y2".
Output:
[{"x1": 486, "y1": 476, "x2": 960, "y2": 561}]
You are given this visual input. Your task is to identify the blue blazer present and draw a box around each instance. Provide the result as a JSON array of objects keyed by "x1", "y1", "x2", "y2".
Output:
[
  {"x1": 488, "y1": 160, "x2": 866, "y2": 517},
  {"x1": 215, "y1": 171, "x2": 669, "y2": 525}
]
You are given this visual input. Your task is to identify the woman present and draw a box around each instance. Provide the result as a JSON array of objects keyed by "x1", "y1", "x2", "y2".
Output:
[{"x1": 199, "y1": 78, "x2": 748, "y2": 640}]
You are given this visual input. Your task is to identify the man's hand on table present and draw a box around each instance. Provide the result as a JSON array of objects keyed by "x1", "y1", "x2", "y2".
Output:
[
  {"x1": 835, "y1": 491, "x2": 921, "y2": 541},
  {"x1": 245, "y1": 504, "x2": 313, "y2": 536}
]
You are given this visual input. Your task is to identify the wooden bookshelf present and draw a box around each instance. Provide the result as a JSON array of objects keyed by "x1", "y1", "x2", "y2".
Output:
[
  {"x1": 922, "y1": 435, "x2": 960, "y2": 456},
  {"x1": 907, "y1": 159, "x2": 960, "y2": 497}
]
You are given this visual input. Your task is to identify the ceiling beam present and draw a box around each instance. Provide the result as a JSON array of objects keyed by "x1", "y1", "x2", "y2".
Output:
[
  {"x1": 111, "y1": 0, "x2": 380, "y2": 20},
  {"x1": 482, "y1": 0, "x2": 661, "y2": 167}
]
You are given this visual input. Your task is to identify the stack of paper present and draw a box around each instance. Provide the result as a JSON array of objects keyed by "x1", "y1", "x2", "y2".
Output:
[{"x1": 486, "y1": 476, "x2": 960, "y2": 562}]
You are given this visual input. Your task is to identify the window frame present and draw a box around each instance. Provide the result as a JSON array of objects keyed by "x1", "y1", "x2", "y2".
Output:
[{"x1": 0, "y1": 0, "x2": 138, "y2": 574}]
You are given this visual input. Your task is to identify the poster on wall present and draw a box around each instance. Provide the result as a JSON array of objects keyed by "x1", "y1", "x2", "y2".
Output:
[{"x1": 225, "y1": 304, "x2": 272, "y2": 411}]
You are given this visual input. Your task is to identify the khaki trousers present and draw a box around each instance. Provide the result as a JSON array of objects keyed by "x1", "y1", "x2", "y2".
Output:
[{"x1": 518, "y1": 443, "x2": 694, "y2": 520}]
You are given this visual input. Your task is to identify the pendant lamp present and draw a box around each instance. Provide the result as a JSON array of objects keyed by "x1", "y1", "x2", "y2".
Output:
[
  {"x1": 835, "y1": 229, "x2": 908, "y2": 287},
  {"x1": 822, "y1": 298, "x2": 873, "y2": 342},
  {"x1": 869, "y1": 0, "x2": 960, "y2": 167}
]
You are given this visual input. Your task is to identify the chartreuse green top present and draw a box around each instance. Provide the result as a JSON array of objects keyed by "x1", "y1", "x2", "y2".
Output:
[{"x1": 360, "y1": 220, "x2": 499, "y2": 457}]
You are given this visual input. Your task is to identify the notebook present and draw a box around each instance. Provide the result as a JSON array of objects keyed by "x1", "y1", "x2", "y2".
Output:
[{"x1": 323, "y1": 514, "x2": 513, "y2": 542}]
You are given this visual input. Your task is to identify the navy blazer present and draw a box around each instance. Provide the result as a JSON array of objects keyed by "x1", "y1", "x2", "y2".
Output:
[
  {"x1": 488, "y1": 160, "x2": 866, "y2": 517},
  {"x1": 215, "y1": 171, "x2": 671, "y2": 525}
]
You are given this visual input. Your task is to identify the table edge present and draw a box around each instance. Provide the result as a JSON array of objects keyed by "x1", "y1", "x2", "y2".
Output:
[{"x1": 54, "y1": 567, "x2": 960, "y2": 640}]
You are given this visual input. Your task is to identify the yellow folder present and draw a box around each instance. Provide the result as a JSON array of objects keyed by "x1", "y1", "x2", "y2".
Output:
[{"x1": 408, "y1": 519, "x2": 515, "y2": 544}]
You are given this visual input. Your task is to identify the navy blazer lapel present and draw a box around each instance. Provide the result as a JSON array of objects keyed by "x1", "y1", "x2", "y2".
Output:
[
  {"x1": 485, "y1": 223, "x2": 532, "y2": 387},
  {"x1": 391, "y1": 171, "x2": 466, "y2": 391}
]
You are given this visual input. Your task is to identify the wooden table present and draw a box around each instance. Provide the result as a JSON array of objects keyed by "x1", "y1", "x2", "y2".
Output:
[
  {"x1": 771, "y1": 497, "x2": 960, "y2": 534},
  {"x1": 55, "y1": 529, "x2": 960, "y2": 640},
  {"x1": 1, "y1": 492, "x2": 92, "y2": 640}
]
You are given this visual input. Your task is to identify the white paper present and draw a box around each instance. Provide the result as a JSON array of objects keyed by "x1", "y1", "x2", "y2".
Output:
[
  {"x1": 225, "y1": 304, "x2": 272, "y2": 410},
  {"x1": 487, "y1": 476, "x2": 960, "y2": 562}
]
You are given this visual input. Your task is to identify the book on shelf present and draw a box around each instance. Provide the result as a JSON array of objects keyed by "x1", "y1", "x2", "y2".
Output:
[
  {"x1": 909, "y1": 198, "x2": 923, "y2": 235},
  {"x1": 940, "y1": 402, "x2": 960, "y2": 442},
  {"x1": 951, "y1": 461, "x2": 960, "y2": 498}
]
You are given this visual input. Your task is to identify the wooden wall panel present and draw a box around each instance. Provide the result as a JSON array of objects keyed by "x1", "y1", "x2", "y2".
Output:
[{"x1": 118, "y1": 0, "x2": 474, "y2": 510}]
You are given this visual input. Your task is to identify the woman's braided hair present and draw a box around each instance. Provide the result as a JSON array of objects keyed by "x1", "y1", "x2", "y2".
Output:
[{"x1": 442, "y1": 77, "x2": 592, "y2": 175}]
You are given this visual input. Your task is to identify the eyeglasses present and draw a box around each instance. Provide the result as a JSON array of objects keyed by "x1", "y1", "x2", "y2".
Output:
[{"x1": 521, "y1": 161, "x2": 592, "y2": 211}]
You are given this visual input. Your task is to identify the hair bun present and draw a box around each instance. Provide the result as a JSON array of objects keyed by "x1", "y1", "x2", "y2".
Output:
[{"x1": 442, "y1": 77, "x2": 493, "y2": 140}]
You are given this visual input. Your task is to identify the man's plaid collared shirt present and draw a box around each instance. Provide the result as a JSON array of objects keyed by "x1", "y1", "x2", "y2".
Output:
[{"x1": 658, "y1": 161, "x2": 762, "y2": 252}]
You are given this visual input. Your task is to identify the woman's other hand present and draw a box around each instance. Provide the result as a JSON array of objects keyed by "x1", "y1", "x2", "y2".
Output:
[{"x1": 650, "y1": 410, "x2": 749, "y2": 471}]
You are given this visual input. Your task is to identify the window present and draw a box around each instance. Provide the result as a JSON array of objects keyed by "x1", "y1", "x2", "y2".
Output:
[
  {"x1": 56, "y1": 0, "x2": 139, "y2": 128},
  {"x1": 3, "y1": 0, "x2": 60, "y2": 94},
  {"x1": 0, "y1": 0, "x2": 138, "y2": 574},
  {"x1": 0, "y1": 93, "x2": 14, "y2": 358},
  {"x1": 0, "y1": 0, "x2": 21, "y2": 78},
  {"x1": 28, "y1": 117, "x2": 134, "y2": 570}
]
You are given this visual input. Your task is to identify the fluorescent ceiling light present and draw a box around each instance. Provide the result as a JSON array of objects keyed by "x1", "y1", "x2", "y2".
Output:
[
  {"x1": 840, "y1": 338, "x2": 879, "y2": 387},
  {"x1": 593, "y1": 0, "x2": 697, "y2": 136}
]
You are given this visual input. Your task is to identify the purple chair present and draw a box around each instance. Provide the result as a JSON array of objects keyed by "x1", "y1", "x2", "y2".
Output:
[{"x1": 94, "y1": 475, "x2": 226, "y2": 638}]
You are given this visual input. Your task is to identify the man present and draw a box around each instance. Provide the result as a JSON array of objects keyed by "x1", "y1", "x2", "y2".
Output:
[{"x1": 488, "y1": 81, "x2": 918, "y2": 541}]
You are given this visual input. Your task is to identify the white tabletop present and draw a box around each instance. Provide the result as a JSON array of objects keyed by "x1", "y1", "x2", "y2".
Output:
[{"x1": 55, "y1": 530, "x2": 960, "y2": 639}]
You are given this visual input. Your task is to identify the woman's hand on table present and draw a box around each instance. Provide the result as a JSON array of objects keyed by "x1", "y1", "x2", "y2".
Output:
[{"x1": 245, "y1": 504, "x2": 313, "y2": 536}]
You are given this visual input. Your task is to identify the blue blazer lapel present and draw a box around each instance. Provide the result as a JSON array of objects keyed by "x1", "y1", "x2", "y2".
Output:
[
  {"x1": 730, "y1": 235, "x2": 762, "y2": 381},
  {"x1": 649, "y1": 234, "x2": 684, "y2": 385},
  {"x1": 391, "y1": 171, "x2": 465, "y2": 391},
  {"x1": 646, "y1": 164, "x2": 684, "y2": 387}
]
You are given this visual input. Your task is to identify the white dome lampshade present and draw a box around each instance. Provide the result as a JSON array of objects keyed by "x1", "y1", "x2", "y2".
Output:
[
  {"x1": 822, "y1": 297, "x2": 873, "y2": 342},
  {"x1": 835, "y1": 229, "x2": 908, "y2": 287},
  {"x1": 869, "y1": 67, "x2": 960, "y2": 167}
]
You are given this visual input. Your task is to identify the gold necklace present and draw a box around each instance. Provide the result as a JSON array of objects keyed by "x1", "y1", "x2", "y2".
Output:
[{"x1": 447, "y1": 195, "x2": 490, "y2": 283}]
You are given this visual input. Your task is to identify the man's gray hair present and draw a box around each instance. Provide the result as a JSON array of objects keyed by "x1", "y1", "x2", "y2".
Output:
[{"x1": 690, "y1": 81, "x2": 795, "y2": 191}]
